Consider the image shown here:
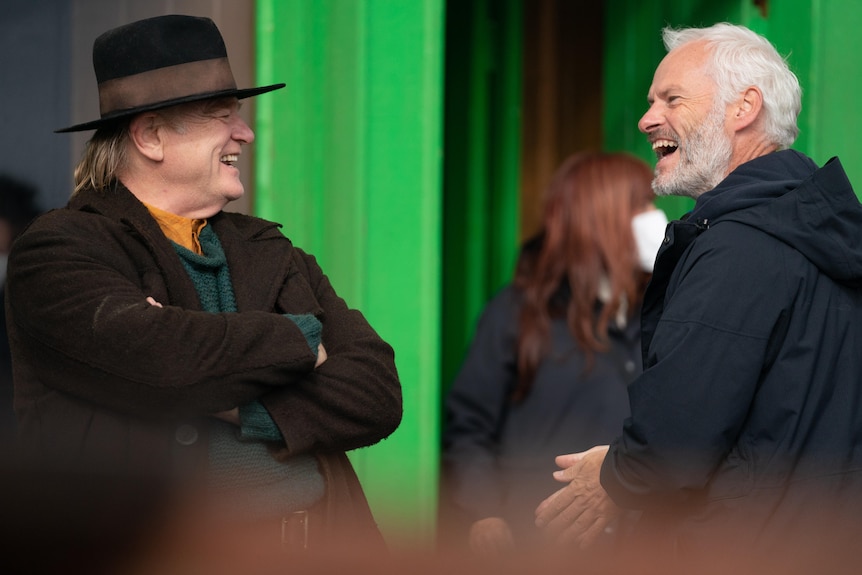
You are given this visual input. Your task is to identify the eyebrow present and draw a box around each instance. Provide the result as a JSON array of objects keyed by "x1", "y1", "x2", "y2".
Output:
[
  {"x1": 648, "y1": 85, "x2": 687, "y2": 103},
  {"x1": 200, "y1": 98, "x2": 242, "y2": 115}
]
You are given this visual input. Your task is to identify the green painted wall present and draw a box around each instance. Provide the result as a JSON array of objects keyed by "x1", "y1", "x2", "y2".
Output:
[
  {"x1": 764, "y1": 0, "x2": 862, "y2": 194},
  {"x1": 441, "y1": 0, "x2": 523, "y2": 398},
  {"x1": 254, "y1": 1, "x2": 445, "y2": 548},
  {"x1": 249, "y1": 0, "x2": 862, "y2": 551}
]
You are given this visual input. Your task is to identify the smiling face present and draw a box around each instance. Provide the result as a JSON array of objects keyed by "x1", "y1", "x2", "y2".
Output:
[
  {"x1": 638, "y1": 41, "x2": 734, "y2": 199},
  {"x1": 157, "y1": 97, "x2": 254, "y2": 217}
]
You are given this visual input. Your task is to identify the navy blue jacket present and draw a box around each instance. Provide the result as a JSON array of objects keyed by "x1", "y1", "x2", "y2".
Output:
[{"x1": 601, "y1": 150, "x2": 862, "y2": 553}]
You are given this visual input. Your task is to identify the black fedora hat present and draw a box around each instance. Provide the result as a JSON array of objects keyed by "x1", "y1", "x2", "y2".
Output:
[{"x1": 56, "y1": 14, "x2": 285, "y2": 133}]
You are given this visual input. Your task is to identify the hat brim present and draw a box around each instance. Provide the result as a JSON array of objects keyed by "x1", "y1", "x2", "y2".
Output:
[{"x1": 54, "y1": 83, "x2": 285, "y2": 133}]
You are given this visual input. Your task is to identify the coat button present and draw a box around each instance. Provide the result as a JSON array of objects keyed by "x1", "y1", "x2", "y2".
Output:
[
  {"x1": 624, "y1": 360, "x2": 636, "y2": 374},
  {"x1": 175, "y1": 424, "x2": 199, "y2": 446}
]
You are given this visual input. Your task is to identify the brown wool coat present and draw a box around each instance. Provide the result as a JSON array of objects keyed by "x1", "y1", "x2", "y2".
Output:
[{"x1": 5, "y1": 183, "x2": 402, "y2": 548}]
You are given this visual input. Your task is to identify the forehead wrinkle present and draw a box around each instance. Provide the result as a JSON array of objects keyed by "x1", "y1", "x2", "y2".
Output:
[{"x1": 649, "y1": 84, "x2": 689, "y2": 104}]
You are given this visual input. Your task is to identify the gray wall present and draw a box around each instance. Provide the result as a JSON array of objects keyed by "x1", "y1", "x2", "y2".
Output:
[
  {"x1": 1, "y1": 0, "x2": 257, "y2": 214},
  {"x1": 2, "y1": 0, "x2": 72, "y2": 211}
]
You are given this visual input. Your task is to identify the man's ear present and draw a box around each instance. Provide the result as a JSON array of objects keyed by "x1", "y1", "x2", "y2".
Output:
[
  {"x1": 731, "y1": 86, "x2": 764, "y2": 132},
  {"x1": 128, "y1": 113, "x2": 164, "y2": 162}
]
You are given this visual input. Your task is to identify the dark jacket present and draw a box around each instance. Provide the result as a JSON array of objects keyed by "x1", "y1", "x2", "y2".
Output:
[
  {"x1": 0, "y1": 284, "x2": 12, "y2": 445},
  {"x1": 601, "y1": 150, "x2": 862, "y2": 558},
  {"x1": 5, "y1": 184, "x2": 402, "y2": 548},
  {"x1": 442, "y1": 284, "x2": 641, "y2": 545}
]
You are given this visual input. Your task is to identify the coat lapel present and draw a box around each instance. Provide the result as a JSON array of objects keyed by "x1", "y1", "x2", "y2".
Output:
[
  {"x1": 209, "y1": 212, "x2": 294, "y2": 312},
  {"x1": 70, "y1": 185, "x2": 203, "y2": 309}
]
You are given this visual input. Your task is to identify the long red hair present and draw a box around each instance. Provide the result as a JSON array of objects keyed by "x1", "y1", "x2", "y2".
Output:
[{"x1": 512, "y1": 151, "x2": 655, "y2": 402}]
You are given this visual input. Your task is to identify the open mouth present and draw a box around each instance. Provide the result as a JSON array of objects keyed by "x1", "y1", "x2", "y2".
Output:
[
  {"x1": 220, "y1": 154, "x2": 239, "y2": 167},
  {"x1": 652, "y1": 139, "x2": 678, "y2": 161}
]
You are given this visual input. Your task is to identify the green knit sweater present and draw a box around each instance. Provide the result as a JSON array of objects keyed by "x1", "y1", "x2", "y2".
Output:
[{"x1": 173, "y1": 224, "x2": 325, "y2": 519}]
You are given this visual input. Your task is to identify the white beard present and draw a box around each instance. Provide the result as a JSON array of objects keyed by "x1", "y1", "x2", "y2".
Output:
[{"x1": 653, "y1": 103, "x2": 734, "y2": 199}]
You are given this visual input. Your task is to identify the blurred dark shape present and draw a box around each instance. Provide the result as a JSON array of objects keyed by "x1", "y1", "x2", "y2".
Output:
[{"x1": 0, "y1": 174, "x2": 42, "y2": 445}]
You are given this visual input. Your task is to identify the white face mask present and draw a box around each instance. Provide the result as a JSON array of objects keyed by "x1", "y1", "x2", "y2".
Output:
[{"x1": 631, "y1": 209, "x2": 668, "y2": 272}]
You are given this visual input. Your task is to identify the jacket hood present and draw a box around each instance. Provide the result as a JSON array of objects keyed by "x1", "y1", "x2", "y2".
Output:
[{"x1": 688, "y1": 150, "x2": 862, "y2": 286}]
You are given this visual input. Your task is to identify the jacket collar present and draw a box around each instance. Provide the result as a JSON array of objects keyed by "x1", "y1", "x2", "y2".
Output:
[{"x1": 69, "y1": 184, "x2": 293, "y2": 311}]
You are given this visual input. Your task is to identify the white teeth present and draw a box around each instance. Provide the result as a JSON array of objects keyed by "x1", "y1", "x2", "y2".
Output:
[
  {"x1": 651, "y1": 139, "x2": 677, "y2": 150},
  {"x1": 220, "y1": 154, "x2": 239, "y2": 164}
]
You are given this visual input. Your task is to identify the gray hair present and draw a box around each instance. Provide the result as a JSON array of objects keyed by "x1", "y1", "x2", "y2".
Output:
[
  {"x1": 662, "y1": 23, "x2": 801, "y2": 150},
  {"x1": 73, "y1": 121, "x2": 131, "y2": 195}
]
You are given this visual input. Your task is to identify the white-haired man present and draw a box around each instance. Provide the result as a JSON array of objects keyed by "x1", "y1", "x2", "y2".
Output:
[{"x1": 535, "y1": 23, "x2": 862, "y2": 571}]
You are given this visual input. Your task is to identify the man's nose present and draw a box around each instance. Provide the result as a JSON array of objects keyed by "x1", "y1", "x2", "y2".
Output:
[
  {"x1": 234, "y1": 117, "x2": 255, "y2": 145},
  {"x1": 638, "y1": 104, "x2": 661, "y2": 134}
]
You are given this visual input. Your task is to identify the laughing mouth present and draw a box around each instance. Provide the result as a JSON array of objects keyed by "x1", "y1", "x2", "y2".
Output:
[
  {"x1": 220, "y1": 154, "x2": 239, "y2": 167},
  {"x1": 652, "y1": 139, "x2": 678, "y2": 161}
]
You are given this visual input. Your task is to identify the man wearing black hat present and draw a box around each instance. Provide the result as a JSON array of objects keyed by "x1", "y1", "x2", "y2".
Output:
[{"x1": 5, "y1": 14, "x2": 401, "y2": 561}]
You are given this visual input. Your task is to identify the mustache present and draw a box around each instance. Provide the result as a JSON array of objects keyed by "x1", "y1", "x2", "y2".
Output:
[{"x1": 650, "y1": 129, "x2": 679, "y2": 142}]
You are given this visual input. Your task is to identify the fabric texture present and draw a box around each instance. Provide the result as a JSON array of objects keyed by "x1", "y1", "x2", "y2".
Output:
[
  {"x1": 174, "y1": 225, "x2": 237, "y2": 313},
  {"x1": 172, "y1": 227, "x2": 326, "y2": 517},
  {"x1": 144, "y1": 202, "x2": 206, "y2": 253},
  {"x1": 284, "y1": 313, "x2": 323, "y2": 353},
  {"x1": 600, "y1": 150, "x2": 862, "y2": 559},
  {"x1": 5, "y1": 182, "x2": 402, "y2": 549}
]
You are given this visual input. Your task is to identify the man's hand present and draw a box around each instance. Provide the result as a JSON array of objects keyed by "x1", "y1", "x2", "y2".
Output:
[
  {"x1": 212, "y1": 407, "x2": 240, "y2": 426},
  {"x1": 468, "y1": 517, "x2": 515, "y2": 556},
  {"x1": 315, "y1": 342, "x2": 328, "y2": 368},
  {"x1": 534, "y1": 445, "x2": 622, "y2": 549}
]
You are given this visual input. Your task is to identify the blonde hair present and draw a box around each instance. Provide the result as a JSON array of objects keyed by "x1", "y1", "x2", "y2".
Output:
[{"x1": 73, "y1": 123, "x2": 131, "y2": 195}]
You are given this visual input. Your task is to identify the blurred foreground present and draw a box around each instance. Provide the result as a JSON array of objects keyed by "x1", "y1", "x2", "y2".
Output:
[{"x1": 2, "y1": 450, "x2": 860, "y2": 575}]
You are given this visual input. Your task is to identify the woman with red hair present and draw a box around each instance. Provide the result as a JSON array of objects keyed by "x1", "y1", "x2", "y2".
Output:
[{"x1": 441, "y1": 151, "x2": 666, "y2": 553}]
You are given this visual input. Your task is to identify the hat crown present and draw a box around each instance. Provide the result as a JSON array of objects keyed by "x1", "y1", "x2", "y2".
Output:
[
  {"x1": 55, "y1": 13, "x2": 284, "y2": 132},
  {"x1": 93, "y1": 15, "x2": 227, "y2": 83}
]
